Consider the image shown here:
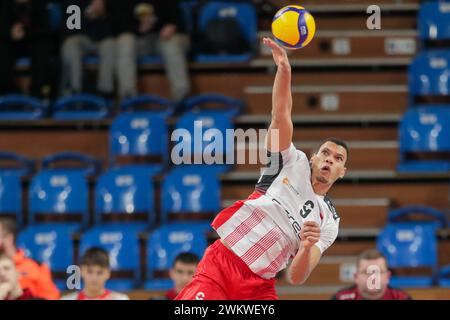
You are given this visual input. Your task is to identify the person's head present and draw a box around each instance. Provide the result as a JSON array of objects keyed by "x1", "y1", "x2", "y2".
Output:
[
  {"x1": 0, "y1": 254, "x2": 20, "y2": 292},
  {"x1": 354, "y1": 249, "x2": 391, "y2": 300},
  {"x1": 0, "y1": 218, "x2": 17, "y2": 257},
  {"x1": 80, "y1": 247, "x2": 111, "y2": 294},
  {"x1": 310, "y1": 138, "x2": 348, "y2": 194},
  {"x1": 169, "y1": 252, "x2": 199, "y2": 293}
]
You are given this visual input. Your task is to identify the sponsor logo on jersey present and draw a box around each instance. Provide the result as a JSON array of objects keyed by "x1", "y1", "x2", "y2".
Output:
[{"x1": 282, "y1": 177, "x2": 300, "y2": 196}]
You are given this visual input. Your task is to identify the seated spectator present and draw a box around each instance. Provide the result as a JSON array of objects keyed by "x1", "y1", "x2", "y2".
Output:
[
  {"x1": 0, "y1": 218, "x2": 60, "y2": 300},
  {"x1": 0, "y1": 254, "x2": 37, "y2": 300},
  {"x1": 113, "y1": 0, "x2": 191, "y2": 101},
  {"x1": 60, "y1": 0, "x2": 115, "y2": 99},
  {"x1": 331, "y1": 249, "x2": 412, "y2": 300},
  {"x1": 61, "y1": 247, "x2": 129, "y2": 300},
  {"x1": 166, "y1": 252, "x2": 199, "y2": 300},
  {"x1": 0, "y1": 0, "x2": 56, "y2": 99}
]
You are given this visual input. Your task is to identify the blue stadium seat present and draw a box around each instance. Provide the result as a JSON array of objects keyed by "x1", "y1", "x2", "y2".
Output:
[
  {"x1": 17, "y1": 223, "x2": 79, "y2": 291},
  {"x1": 95, "y1": 165, "x2": 162, "y2": 226},
  {"x1": 195, "y1": 1, "x2": 257, "y2": 63},
  {"x1": 79, "y1": 225, "x2": 143, "y2": 291},
  {"x1": 0, "y1": 152, "x2": 34, "y2": 226},
  {"x1": 180, "y1": 93, "x2": 245, "y2": 116},
  {"x1": 161, "y1": 166, "x2": 221, "y2": 223},
  {"x1": 110, "y1": 111, "x2": 169, "y2": 162},
  {"x1": 418, "y1": 2, "x2": 450, "y2": 41},
  {"x1": 377, "y1": 222, "x2": 438, "y2": 287},
  {"x1": 144, "y1": 222, "x2": 208, "y2": 290},
  {"x1": 0, "y1": 95, "x2": 46, "y2": 120},
  {"x1": 409, "y1": 50, "x2": 450, "y2": 102},
  {"x1": 29, "y1": 153, "x2": 98, "y2": 226},
  {"x1": 174, "y1": 109, "x2": 235, "y2": 170},
  {"x1": 388, "y1": 205, "x2": 447, "y2": 229},
  {"x1": 439, "y1": 265, "x2": 450, "y2": 287},
  {"x1": 84, "y1": 55, "x2": 163, "y2": 67},
  {"x1": 120, "y1": 94, "x2": 174, "y2": 116},
  {"x1": 398, "y1": 107, "x2": 450, "y2": 172},
  {"x1": 53, "y1": 94, "x2": 110, "y2": 120}
]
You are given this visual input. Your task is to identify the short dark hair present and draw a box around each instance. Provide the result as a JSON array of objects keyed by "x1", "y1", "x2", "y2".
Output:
[
  {"x1": 357, "y1": 249, "x2": 387, "y2": 268},
  {"x1": 81, "y1": 247, "x2": 110, "y2": 268},
  {"x1": 173, "y1": 252, "x2": 199, "y2": 267},
  {"x1": 0, "y1": 217, "x2": 17, "y2": 240},
  {"x1": 319, "y1": 138, "x2": 349, "y2": 161}
]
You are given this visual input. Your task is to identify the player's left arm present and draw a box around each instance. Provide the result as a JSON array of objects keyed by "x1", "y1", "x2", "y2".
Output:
[{"x1": 287, "y1": 221, "x2": 322, "y2": 285}]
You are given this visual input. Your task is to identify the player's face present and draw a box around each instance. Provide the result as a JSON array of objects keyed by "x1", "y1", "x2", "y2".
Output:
[
  {"x1": 170, "y1": 261, "x2": 197, "y2": 292},
  {"x1": 0, "y1": 258, "x2": 18, "y2": 288},
  {"x1": 81, "y1": 265, "x2": 111, "y2": 292},
  {"x1": 310, "y1": 142, "x2": 347, "y2": 185},
  {"x1": 354, "y1": 258, "x2": 391, "y2": 300}
]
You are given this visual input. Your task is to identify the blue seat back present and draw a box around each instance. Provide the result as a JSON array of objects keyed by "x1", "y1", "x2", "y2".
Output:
[
  {"x1": 377, "y1": 222, "x2": 438, "y2": 268},
  {"x1": 17, "y1": 224, "x2": 78, "y2": 272},
  {"x1": 147, "y1": 223, "x2": 207, "y2": 275},
  {"x1": 79, "y1": 225, "x2": 141, "y2": 273},
  {"x1": 399, "y1": 107, "x2": 450, "y2": 153},
  {"x1": 409, "y1": 50, "x2": 450, "y2": 98},
  {"x1": 174, "y1": 110, "x2": 235, "y2": 160},
  {"x1": 198, "y1": 2, "x2": 257, "y2": 47},
  {"x1": 0, "y1": 95, "x2": 45, "y2": 120},
  {"x1": 95, "y1": 165, "x2": 161, "y2": 224},
  {"x1": 29, "y1": 169, "x2": 88, "y2": 224},
  {"x1": 419, "y1": 2, "x2": 450, "y2": 41},
  {"x1": 388, "y1": 205, "x2": 447, "y2": 229},
  {"x1": 53, "y1": 94, "x2": 109, "y2": 120},
  {"x1": 161, "y1": 166, "x2": 221, "y2": 221},
  {"x1": 110, "y1": 112, "x2": 168, "y2": 159}
]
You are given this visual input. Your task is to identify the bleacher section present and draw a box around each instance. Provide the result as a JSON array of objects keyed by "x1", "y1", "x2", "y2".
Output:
[{"x1": 1, "y1": 0, "x2": 450, "y2": 299}]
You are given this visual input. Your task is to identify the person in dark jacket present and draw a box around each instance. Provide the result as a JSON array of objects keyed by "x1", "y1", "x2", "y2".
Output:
[
  {"x1": 0, "y1": 0, "x2": 56, "y2": 99},
  {"x1": 60, "y1": 0, "x2": 115, "y2": 98},
  {"x1": 331, "y1": 249, "x2": 412, "y2": 300},
  {"x1": 112, "y1": 0, "x2": 190, "y2": 101}
]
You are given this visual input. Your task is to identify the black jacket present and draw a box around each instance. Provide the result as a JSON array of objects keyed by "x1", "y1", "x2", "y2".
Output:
[
  {"x1": 61, "y1": 0, "x2": 114, "y2": 41},
  {"x1": 0, "y1": 0, "x2": 51, "y2": 42},
  {"x1": 110, "y1": 0, "x2": 185, "y2": 36}
]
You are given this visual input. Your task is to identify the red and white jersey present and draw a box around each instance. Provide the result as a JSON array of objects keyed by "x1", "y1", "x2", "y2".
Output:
[
  {"x1": 61, "y1": 290, "x2": 129, "y2": 300},
  {"x1": 212, "y1": 143, "x2": 340, "y2": 279}
]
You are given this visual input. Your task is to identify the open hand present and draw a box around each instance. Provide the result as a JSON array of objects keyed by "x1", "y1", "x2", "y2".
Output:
[{"x1": 262, "y1": 37, "x2": 290, "y2": 68}]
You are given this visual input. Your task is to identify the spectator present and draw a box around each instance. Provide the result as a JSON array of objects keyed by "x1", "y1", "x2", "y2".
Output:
[
  {"x1": 0, "y1": 253, "x2": 37, "y2": 300},
  {"x1": 0, "y1": 0, "x2": 56, "y2": 99},
  {"x1": 61, "y1": 247, "x2": 129, "y2": 300},
  {"x1": 112, "y1": 0, "x2": 191, "y2": 101},
  {"x1": 166, "y1": 252, "x2": 199, "y2": 300},
  {"x1": 0, "y1": 217, "x2": 60, "y2": 300},
  {"x1": 331, "y1": 249, "x2": 412, "y2": 300},
  {"x1": 60, "y1": 0, "x2": 115, "y2": 99}
]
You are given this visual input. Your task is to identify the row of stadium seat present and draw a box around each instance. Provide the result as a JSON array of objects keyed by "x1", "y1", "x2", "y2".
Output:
[
  {"x1": 15, "y1": 206, "x2": 450, "y2": 291},
  {"x1": 17, "y1": 222, "x2": 209, "y2": 291},
  {"x1": 0, "y1": 93, "x2": 245, "y2": 121},
  {"x1": 0, "y1": 157, "x2": 221, "y2": 227}
]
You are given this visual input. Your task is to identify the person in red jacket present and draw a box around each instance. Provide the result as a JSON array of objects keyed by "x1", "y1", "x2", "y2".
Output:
[
  {"x1": 0, "y1": 253, "x2": 36, "y2": 300},
  {"x1": 331, "y1": 249, "x2": 412, "y2": 300},
  {"x1": 0, "y1": 218, "x2": 60, "y2": 300}
]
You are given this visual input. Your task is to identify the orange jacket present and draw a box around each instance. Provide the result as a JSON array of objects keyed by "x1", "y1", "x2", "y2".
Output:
[{"x1": 13, "y1": 249, "x2": 60, "y2": 300}]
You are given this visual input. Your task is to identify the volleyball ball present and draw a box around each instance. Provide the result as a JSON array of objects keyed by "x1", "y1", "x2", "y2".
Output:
[{"x1": 271, "y1": 5, "x2": 316, "y2": 49}]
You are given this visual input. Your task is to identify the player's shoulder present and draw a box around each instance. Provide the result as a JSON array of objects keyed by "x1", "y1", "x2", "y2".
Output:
[
  {"x1": 322, "y1": 195, "x2": 340, "y2": 221},
  {"x1": 331, "y1": 285, "x2": 358, "y2": 300},
  {"x1": 60, "y1": 292, "x2": 79, "y2": 300}
]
